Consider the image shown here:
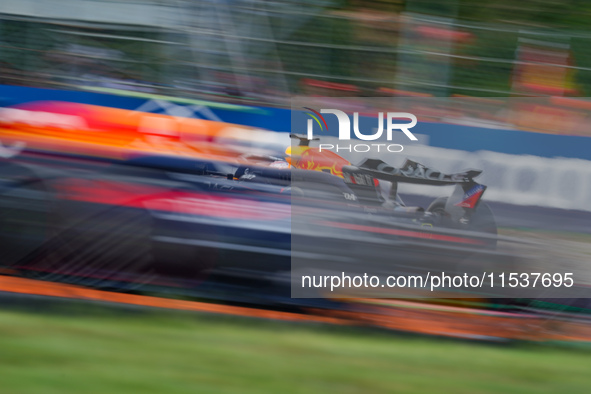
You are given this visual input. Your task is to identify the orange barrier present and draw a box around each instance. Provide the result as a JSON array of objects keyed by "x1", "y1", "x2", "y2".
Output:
[
  {"x1": 1, "y1": 274, "x2": 590, "y2": 343},
  {"x1": 0, "y1": 275, "x2": 347, "y2": 325},
  {"x1": 321, "y1": 299, "x2": 591, "y2": 342}
]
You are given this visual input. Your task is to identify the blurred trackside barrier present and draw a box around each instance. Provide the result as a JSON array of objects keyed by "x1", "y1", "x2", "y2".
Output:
[
  {"x1": 4, "y1": 84, "x2": 590, "y2": 155},
  {"x1": 2, "y1": 85, "x2": 591, "y2": 210},
  {"x1": 5, "y1": 84, "x2": 591, "y2": 138}
]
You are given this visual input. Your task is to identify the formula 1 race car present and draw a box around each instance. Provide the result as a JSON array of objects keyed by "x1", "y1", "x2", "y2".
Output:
[
  {"x1": 235, "y1": 133, "x2": 497, "y2": 241},
  {"x1": 0, "y1": 103, "x2": 498, "y2": 296}
]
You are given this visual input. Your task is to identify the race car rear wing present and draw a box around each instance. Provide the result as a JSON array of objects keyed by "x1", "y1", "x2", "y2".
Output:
[
  {"x1": 348, "y1": 158, "x2": 482, "y2": 186},
  {"x1": 344, "y1": 158, "x2": 487, "y2": 217}
]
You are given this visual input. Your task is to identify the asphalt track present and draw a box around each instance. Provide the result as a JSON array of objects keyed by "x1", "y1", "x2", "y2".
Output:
[
  {"x1": 0, "y1": 200, "x2": 589, "y2": 342},
  {"x1": 488, "y1": 202, "x2": 591, "y2": 235},
  {"x1": 404, "y1": 195, "x2": 591, "y2": 234}
]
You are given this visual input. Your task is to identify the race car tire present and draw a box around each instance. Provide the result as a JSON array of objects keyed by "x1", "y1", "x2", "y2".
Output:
[
  {"x1": 0, "y1": 160, "x2": 53, "y2": 269},
  {"x1": 428, "y1": 197, "x2": 500, "y2": 289},
  {"x1": 427, "y1": 196, "x2": 497, "y2": 248},
  {"x1": 22, "y1": 200, "x2": 157, "y2": 290}
]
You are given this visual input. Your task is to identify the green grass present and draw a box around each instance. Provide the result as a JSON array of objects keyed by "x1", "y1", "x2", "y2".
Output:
[{"x1": 0, "y1": 308, "x2": 589, "y2": 394}]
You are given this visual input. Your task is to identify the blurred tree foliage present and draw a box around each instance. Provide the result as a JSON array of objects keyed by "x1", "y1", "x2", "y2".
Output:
[
  {"x1": 457, "y1": 0, "x2": 591, "y2": 29},
  {"x1": 3, "y1": 0, "x2": 591, "y2": 97},
  {"x1": 336, "y1": 0, "x2": 591, "y2": 96},
  {"x1": 368, "y1": 0, "x2": 591, "y2": 28}
]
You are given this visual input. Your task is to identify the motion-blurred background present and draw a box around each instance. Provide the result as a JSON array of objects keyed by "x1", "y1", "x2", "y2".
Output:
[
  {"x1": 1, "y1": 1, "x2": 591, "y2": 393},
  {"x1": 1, "y1": 1, "x2": 590, "y2": 103}
]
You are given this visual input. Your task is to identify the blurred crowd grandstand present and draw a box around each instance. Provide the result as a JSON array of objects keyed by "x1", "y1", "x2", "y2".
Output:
[{"x1": 2, "y1": 1, "x2": 591, "y2": 135}]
